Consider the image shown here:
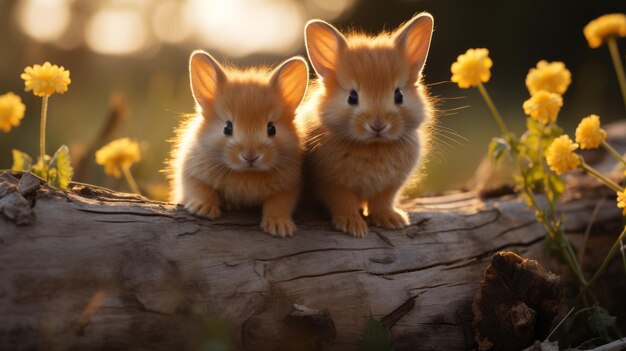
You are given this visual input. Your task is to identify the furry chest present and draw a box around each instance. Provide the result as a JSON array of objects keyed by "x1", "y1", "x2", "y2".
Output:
[
  {"x1": 317, "y1": 140, "x2": 420, "y2": 198},
  {"x1": 217, "y1": 173, "x2": 289, "y2": 207}
]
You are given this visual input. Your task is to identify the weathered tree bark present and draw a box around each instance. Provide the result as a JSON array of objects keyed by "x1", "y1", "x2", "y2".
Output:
[{"x1": 0, "y1": 167, "x2": 623, "y2": 350}]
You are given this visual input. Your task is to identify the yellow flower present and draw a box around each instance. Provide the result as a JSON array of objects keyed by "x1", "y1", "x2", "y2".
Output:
[
  {"x1": 575, "y1": 114, "x2": 606, "y2": 149},
  {"x1": 522, "y1": 90, "x2": 563, "y2": 125},
  {"x1": 525, "y1": 60, "x2": 572, "y2": 95},
  {"x1": 95, "y1": 138, "x2": 141, "y2": 178},
  {"x1": 583, "y1": 13, "x2": 626, "y2": 48},
  {"x1": 546, "y1": 135, "x2": 580, "y2": 175},
  {"x1": 617, "y1": 190, "x2": 626, "y2": 215},
  {"x1": 450, "y1": 48, "x2": 492, "y2": 88},
  {"x1": 0, "y1": 92, "x2": 26, "y2": 133},
  {"x1": 21, "y1": 62, "x2": 71, "y2": 97}
]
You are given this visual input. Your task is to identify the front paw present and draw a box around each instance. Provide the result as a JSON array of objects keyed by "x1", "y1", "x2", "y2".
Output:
[
  {"x1": 261, "y1": 217, "x2": 296, "y2": 238},
  {"x1": 184, "y1": 200, "x2": 221, "y2": 219},
  {"x1": 333, "y1": 215, "x2": 368, "y2": 238},
  {"x1": 370, "y1": 208, "x2": 409, "y2": 230}
]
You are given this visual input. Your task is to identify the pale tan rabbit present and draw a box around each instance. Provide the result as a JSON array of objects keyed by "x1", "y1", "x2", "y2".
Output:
[
  {"x1": 170, "y1": 50, "x2": 309, "y2": 237},
  {"x1": 298, "y1": 13, "x2": 435, "y2": 237}
]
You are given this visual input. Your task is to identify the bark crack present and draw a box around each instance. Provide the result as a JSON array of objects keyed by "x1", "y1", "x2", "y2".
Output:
[
  {"x1": 408, "y1": 208, "x2": 500, "y2": 238},
  {"x1": 76, "y1": 208, "x2": 177, "y2": 219},
  {"x1": 381, "y1": 294, "x2": 419, "y2": 329},
  {"x1": 254, "y1": 246, "x2": 389, "y2": 262},
  {"x1": 372, "y1": 235, "x2": 546, "y2": 277},
  {"x1": 373, "y1": 231, "x2": 394, "y2": 247},
  {"x1": 274, "y1": 269, "x2": 363, "y2": 283},
  {"x1": 493, "y1": 220, "x2": 537, "y2": 239}
]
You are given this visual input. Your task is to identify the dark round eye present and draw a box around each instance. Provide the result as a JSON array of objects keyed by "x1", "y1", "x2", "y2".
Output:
[
  {"x1": 267, "y1": 122, "x2": 276, "y2": 137},
  {"x1": 347, "y1": 90, "x2": 358, "y2": 105},
  {"x1": 394, "y1": 88, "x2": 403, "y2": 104},
  {"x1": 223, "y1": 121, "x2": 233, "y2": 136}
]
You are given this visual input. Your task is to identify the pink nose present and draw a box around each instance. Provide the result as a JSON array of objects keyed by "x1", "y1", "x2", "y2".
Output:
[
  {"x1": 243, "y1": 153, "x2": 259, "y2": 163},
  {"x1": 369, "y1": 124, "x2": 387, "y2": 133}
]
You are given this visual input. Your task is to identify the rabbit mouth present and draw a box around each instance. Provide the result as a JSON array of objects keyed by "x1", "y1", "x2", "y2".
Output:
[
  {"x1": 233, "y1": 163, "x2": 267, "y2": 171},
  {"x1": 230, "y1": 160, "x2": 272, "y2": 172},
  {"x1": 361, "y1": 120, "x2": 396, "y2": 141},
  {"x1": 366, "y1": 129, "x2": 411, "y2": 143},
  {"x1": 357, "y1": 133, "x2": 394, "y2": 144},
  {"x1": 367, "y1": 127, "x2": 393, "y2": 141}
]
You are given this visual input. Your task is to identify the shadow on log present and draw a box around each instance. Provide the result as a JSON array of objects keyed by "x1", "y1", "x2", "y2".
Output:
[{"x1": 1, "y1": 166, "x2": 624, "y2": 350}]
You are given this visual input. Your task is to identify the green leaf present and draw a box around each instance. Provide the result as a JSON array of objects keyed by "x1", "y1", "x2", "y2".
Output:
[
  {"x1": 546, "y1": 123, "x2": 564, "y2": 139},
  {"x1": 487, "y1": 137, "x2": 509, "y2": 162},
  {"x1": 527, "y1": 136, "x2": 541, "y2": 161},
  {"x1": 11, "y1": 149, "x2": 32, "y2": 172},
  {"x1": 547, "y1": 173, "x2": 565, "y2": 197},
  {"x1": 588, "y1": 304, "x2": 616, "y2": 337},
  {"x1": 48, "y1": 145, "x2": 73, "y2": 190},
  {"x1": 527, "y1": 163, "x2": 543, "y2": 184},
  {"x1": 526, "y1": 118, "x2": 542, "y2": 135},
  {"x1": 361, "y1": 315, "x2": 392, "y2": 351},
  {"x1": 32, "y1": 160, "x2": 46, "y2": 179}
]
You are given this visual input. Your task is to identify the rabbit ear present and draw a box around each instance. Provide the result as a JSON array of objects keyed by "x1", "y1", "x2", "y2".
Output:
[
  {"x1": 305, "y1": 19, "x2": 347, "y2": 79},
  {"x1": 394, "y1": 13, "x2": 434, "y2": 78},
  {"x1": 271, "y1": 56, "x2": 309, "y2": 111},
  {"x1": 189, "y1": 50, "x2": 226, "y2": 113}
]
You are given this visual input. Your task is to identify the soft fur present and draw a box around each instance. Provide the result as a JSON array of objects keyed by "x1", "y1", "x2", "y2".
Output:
[
  {"x1": 169, "y1": 51, "x2": 308, "y2": 237},
  {"x1": 297, "y1": 13, "x2": 434, "y2": 237}
]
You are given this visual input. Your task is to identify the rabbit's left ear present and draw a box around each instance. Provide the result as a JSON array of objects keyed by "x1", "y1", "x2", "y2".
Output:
[
  {"x1": 394, "y1": 13, "x2": 434, "y2": 77},
  {"x1": 305, "y1": 19, "x2": 347, "y2": 79},
  {"x1": 189, "y1": 50, "x2": 226, "y2": 113}
]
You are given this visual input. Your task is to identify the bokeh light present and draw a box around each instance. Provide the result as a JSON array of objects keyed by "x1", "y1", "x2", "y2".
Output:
[
  {"x1": 152, "y1": 0, "x2": 193, "y2": 44},
  {"x1": 188, "y1": 0, "x2": 305, "y2": 57},
  {"x1": 15, "y1": 0, "x2": 71, "y2": 43},
  {"x1": 13, "y1": 0, "x2": 357, "y2": 58},
  {"x1": 85, "y1": 8, "x2": 151, "y2": 55},
  {"x1": 305, "y1": 0, "x2": 356, "y2": 20}
]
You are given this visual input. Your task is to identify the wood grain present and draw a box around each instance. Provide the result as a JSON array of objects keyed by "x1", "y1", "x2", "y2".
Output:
[{"x1": 0, "y1": 169, "x2": 622, "y2": 350}]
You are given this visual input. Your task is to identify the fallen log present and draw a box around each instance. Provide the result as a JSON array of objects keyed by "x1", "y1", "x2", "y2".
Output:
[{"x1": 0, "y1": 166, "x2": 623, "y2": 350}]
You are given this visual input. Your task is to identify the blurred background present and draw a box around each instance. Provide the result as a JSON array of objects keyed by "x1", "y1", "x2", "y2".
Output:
[{"x1": 1, "y1": 0, "x2": 625, "y2": 199}]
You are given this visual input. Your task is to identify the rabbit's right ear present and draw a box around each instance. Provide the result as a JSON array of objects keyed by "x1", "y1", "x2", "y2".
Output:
[
  {"x1": 271, "y1": 57, "x2": 309, "y2": 111},
  {"x1": 189, "y1": 50, "x2": 226, "y2": 113},
  {"x1": 305, "y1": 20, "x2": 347, "y2": 79}
]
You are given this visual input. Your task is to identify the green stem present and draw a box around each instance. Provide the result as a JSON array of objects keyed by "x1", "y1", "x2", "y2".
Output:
[
  {"x1": 553, "y1": 223, "x2": 588, "y2": 286},
  {"x1": 477, "y1": 82, "x2": 510, "y2": 135},
  {"x1": 577, "y1": 225, "x2": 626, "y2": 300},
  {"x1": 476, "y1": 80, "x2": 590, "y2": 291},
  {"x1": 510, "y1": 146, "x2": 588, "y2": 285},
  {"x1": 621, "y1": 240, "x2": 626, "y2": 276},
  {"x1": 39, "y1": 95, "x2": 49, "y2": 181},
  {"x1": 602, "y1": 140, "x2": 626, "y2": 166},
  {"x1": 538, "y1": 132, "x2": 557, "y2": 216},
  {"x1": 607, "y1": 36, "x2": 626, "y2": 112},
  {"x1": 580, "y1": 161, "x2": 623, "y2": 192},
  {"x1": 512, "y1": 154, "x2": 588, "y2": 285},
  {"x1": 122, "y1": 165, "x2": 141, "y2": 195}
]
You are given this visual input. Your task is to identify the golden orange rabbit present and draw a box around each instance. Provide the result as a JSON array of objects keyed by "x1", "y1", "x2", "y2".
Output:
[
  {"x1": 298, "y1": 13, "x2": 435, "y2": 237},
  {"x1": 170, "y1": 50, "x2": 308, "y2": 237}
]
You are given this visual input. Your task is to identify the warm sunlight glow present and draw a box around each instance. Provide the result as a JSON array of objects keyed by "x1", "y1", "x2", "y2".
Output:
[
  {"x1": 188, "y1": 0, "x2": 305, "y2": 57},
  {"x1": 85, "y1": 8, "x2": 150, "y2": 55},
  {"x1": 16, "y1": 0, "x2": 70, "y2": 42},
  {"x1": 306, "y1": 0, "x2": 356, "y2": 19},
  {"x1": 12, "y1": 0, "x2": 358, "y2": 57},
  {"x1": 152, "y1": 0, "x2": 193, "y2": 44}
]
